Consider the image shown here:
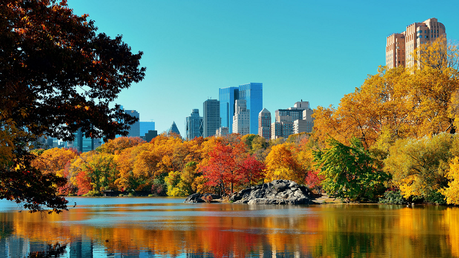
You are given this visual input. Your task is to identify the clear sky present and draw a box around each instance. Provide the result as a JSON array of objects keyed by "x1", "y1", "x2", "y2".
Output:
[{"x1": 67, "y1": 0, "x2": 459, "y2": 137}]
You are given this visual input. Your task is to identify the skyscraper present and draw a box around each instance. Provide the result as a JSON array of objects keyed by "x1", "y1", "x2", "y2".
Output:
[
  {"x1": 125, "y1": 110, "x2": 140, "y2": 137},
  {"x1": 219, "y1": 87, "x2": 238, "y2": 133},
  {"x1": 186, "y1": 109, "x2": 203, "y2": 140},
  {"x1": 203, "y1": 99, "x2": 220, "y2": 138},
  {"x1": 219, "y1": 83, "x2": 262, "y2": 134},
  {"x1": 167, "y1": 121, "x2": 181, "y2": 136},
  {"x1": 140, "y1": 121, "x2": 155, "y2": 137},
  {"x1": 258, "y1": 108, "x2": 271, "y2": 140},
  {"x1": 272, "y1": 100, "x2": 312, "y2": 139},
  {"x1": 386, "y1": 18, "x2": 446, "y2": 69},
  {"x1": 233, "y1": 99, "x2": 250, "y2": 135}
]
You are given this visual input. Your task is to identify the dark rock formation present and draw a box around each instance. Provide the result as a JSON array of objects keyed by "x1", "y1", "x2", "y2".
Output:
[
  {"x1": 229, "y1": 180, "x2": 313, "y2": 205},
  {"x1": 184, "y1": 193, "x2": 221, "y2": 203}
]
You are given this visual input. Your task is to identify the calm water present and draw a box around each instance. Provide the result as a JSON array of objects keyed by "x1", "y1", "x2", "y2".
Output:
[{"x1": 0, "y1": 198, "x2": 458, "y2": 257}]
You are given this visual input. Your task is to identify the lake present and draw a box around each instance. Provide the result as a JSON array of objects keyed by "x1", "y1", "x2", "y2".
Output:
[{"x1": 0, "y1": 197, "x2": 458, "y2": 257}]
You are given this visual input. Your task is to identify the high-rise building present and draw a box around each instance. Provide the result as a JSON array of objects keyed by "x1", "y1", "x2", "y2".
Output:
[
  {"x1": 386, "y1": 18, "x2": 446, "y2": 69},
  {"x1": 203, "y1": 99, "x2": 220, "y2": 138},
  {"x1": 67, "y1": 128, "x2": 102, "y2": 152},
  {"x1": 219, "y1": 83, "x2": 262, "y2": 134},
  {"x1": 125, "y1": 110, "x2": 140, "y2": 137},
  {"x1": 233, "y1": 99, "x2": 250, "y2": 135},
  {"x1": 258, "y1": 108, "x2": 271, "y2": 140},
  {"x1": 186, "y1": 109, "x2": 203, "y2": 140},
  {"x1": 167, "y1": 121, "x2": 181, "y2": 136},
  {"x1": 140, "y1": 121, "x2": 155, "y2": 137},
  {"x1": 272, "y1": 100, "x2": 313, "y2": 139},
  {"x1": 219, "y1": 86, "x2": 238, "y2": 133},
  {"x1": 216, "y1": 127, "x2": 229, "y2": 137}
]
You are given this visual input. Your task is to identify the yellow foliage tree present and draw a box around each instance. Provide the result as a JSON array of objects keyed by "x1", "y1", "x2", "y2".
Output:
[
  {"x1": 441, "y1": 157, "x2": 459, "y2": 205},
  {"x1": 264, "y1": 144, "x2": 305, "y2": 183},
  {"x1": 384, "y1": 133, "x2": 455, "y2": 202}
]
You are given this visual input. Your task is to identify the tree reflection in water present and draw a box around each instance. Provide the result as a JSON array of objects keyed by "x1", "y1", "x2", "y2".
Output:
[{"x1": 0, "y1": 199, "x2": 458, "y2": 257}]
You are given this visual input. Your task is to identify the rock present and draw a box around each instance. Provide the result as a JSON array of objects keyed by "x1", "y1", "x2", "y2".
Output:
[
  {"x1": 184, "y1": 193, "x2": 221, "y2": 203},
  {"x1": 229, "y1": 180, "x2": 314, "y2": 205}
]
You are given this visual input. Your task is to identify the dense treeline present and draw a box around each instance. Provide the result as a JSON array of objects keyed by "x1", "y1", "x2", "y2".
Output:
[
  {"x1": 32, "y1": 36, "x2": 459, "y2": 205},
  {"x1": 31, "y1": 133, "x2": 319, "y2": 199}
]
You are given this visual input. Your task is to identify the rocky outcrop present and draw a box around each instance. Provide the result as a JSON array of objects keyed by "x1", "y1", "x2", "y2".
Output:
[
  {"x1": 229, "y1": 180, "x2": 313, "y2": 205},
  {"x1": 184, "y1": 193, "x2": 221, "y2": 203}
]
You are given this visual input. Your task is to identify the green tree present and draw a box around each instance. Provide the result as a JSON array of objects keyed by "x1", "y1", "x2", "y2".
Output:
[
  {"x1": 313, "y1": 137, "x2": 388, "y2": 202},
  {"x1": 0, "y1": 0, "x2": 145, "y2": 212}
]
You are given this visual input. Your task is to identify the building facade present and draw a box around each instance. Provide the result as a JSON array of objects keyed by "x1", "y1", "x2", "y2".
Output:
[
  {"x1": 167, "y1": 121, "x2": 181, "y2": 136},
  {"x1": 386, "y1": 18, "x2": 446, "y2": 69},
  {"x1": 232, "y1": 99, "x2": 250, "y2": 136},
  {"x1": 186, "y1": 109, "x2": 203, "y2": 140},
  {"x1": 219, "y1": 83, "x2": 262, "y2": 135},
  {"x1": 216, "y1": 127, "x2": 229, "y2": 137},
  {"x1": 125, "y1": 110, "x2": 140, "y2": 137},
  {"x1": 272, "y1": 100, "x2": 313, "y2": 139},
  {"x1": 258, "y1": 108, "x2": 271, "y2": 140},
  {"x1": 140, "y1": 122, "x2": 155, "y2": 138},
  {"x1": 203, "y1": 99, "x2": 220, "y2": 138}
]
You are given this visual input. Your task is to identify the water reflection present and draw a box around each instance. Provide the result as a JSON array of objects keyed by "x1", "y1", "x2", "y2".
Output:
[{"x1": 0, "y1": 198, "x2": 458, "y2": 257}]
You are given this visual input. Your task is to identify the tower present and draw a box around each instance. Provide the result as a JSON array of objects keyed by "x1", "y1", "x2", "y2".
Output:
[
  {"x1": 386, "y1": 18, "x2": 446, "y2": 69},
  {"x1": 186, "y1": 109, "x2": 203, "y2": 140},
  {"x1": 203, "y1": 99, "x2": 220, "y2": 138},
  {"x1": 258, "y1": 108, "x2": 271, "y2": 140},
  {"x1": 233, "y1": 99, "x2": 250, "y2": 136},
  {"x1": 219, "y1": 83, "x2": 262, "y2": 134},
  {"x1": 124, "y1": 110, "x2": 140, "y2": 137}
]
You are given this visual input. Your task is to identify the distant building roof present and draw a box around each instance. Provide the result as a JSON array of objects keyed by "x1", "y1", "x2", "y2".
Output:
[{"x1": 167, "y1": 121, "x2": 181, "y2": 136}]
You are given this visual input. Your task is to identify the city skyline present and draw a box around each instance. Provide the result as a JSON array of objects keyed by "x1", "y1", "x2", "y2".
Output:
[{"x1": 66, "y1": 0, "x2": 459, "y2": 137}]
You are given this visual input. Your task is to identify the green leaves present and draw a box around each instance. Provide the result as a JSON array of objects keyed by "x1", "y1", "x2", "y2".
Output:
[{"x1": 313, "y1": 137, "x2": 388, "y2": 202}]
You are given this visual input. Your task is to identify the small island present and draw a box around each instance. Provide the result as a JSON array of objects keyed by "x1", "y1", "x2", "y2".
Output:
[{"x1": 184, "y1": 180, "x2": 317, "y2": 205}]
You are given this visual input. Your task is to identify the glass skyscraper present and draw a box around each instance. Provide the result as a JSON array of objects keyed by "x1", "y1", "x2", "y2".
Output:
[
  {"x1": 219, "y1": 87, "x2": 238, "y2": 134},
  {"x1": 186, "y1": 109, "x2": 203, "y2": 140},
  {"x1": 203, "y1": 99, "x2": 220, "y2": 138},
  {"x1": 219, "y1": 83, "x2": 262, "y2": 135}
]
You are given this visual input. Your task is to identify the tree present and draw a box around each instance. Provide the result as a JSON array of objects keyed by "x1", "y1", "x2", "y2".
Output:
[
  {"x1": 200, "y1": 140, "x2": 254, "y2": 195},
  {"x1": 441, "y1": 157, "x2": 459, "y2": 205},
  {"x1": 0, "y1": 0, "x2": 145, "y2": 211},
  {"x1": 31, "y1": 147, "x2": 79, "y2": 195},
  {"x1": 384, "y1": 133, "x2": 455, "y2": 202},
  {"x1": 98, "y1": 137, "x2": 145, "y2": 155},
  {"x1": 264, "y1": 144, "x2": 303, "y2": 183},
  {"x1": 313, "y1": 137, "x2": 388, "y2": 202}
]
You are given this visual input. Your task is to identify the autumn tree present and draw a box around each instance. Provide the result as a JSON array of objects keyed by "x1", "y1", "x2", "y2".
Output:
[
  {"x1": 31, "y1": 147, "x2": 79, "y2": 195},
  {"x1": 313, "y1": 138, "x2": 388, "y2": 202},
  {"x1": 200, "y1": 139, "x2": 261, "y2": 196},
  {"x1": 384, "y1": 133, "x2": 456, "y2": 203},
  {"x1": 165, "y1": 161, "x2": 200, "y2": 197},
  {"x1": 0, "y1": 0, "x2": 145, "y2": 211},
  {"x1": 441, "y1": 157, "x2": 459, "y2": 205},
  {"x1": 264, "y1": 143, "x2": 303, "y2": 183},
  {"x1": 70, "y1": 151, "x2": 118, "y2": 196},
  {"x1": 98, "y1": 137, "x2": 145, "y2": 155}
]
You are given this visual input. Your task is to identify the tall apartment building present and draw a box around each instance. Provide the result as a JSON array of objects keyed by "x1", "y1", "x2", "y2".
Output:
[
  {"x1": 233, "y1": 99, "x2": 250, "y2": 135},
  {"x1": 386, "y1": 18, "x2": 446, "y2": 69},
  {"x1": 258, "y1": 108, "x2": 271, "y2": 140},
  {"x1": 203, "y1": 99, "x2": 220, "y2": 138},
  {"x1": 219, "y1": 83, "x2": 262, "y2": 134},
  {"x1": 186, "y1": 109, "x2": 203, "y2": 140}
]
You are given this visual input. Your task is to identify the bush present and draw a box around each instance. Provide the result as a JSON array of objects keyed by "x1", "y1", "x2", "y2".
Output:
[{"x1": 379, "y1": 190, "x2": 407, "y2": 205}]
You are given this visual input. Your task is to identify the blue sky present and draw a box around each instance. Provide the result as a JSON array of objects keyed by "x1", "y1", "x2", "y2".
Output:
[{"x1": 67, "y1": 0, "x2": 459, "y2": 136}]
